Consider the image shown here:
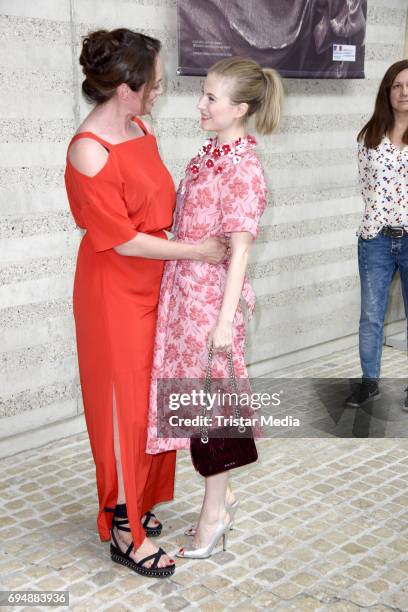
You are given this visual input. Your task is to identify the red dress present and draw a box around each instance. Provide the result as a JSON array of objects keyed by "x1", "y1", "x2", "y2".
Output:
[{"x1": 64, "y1": 117, "x2": 176, "y2": 549}]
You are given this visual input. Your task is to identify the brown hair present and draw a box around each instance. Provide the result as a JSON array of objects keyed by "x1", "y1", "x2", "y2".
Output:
[
  {"x1": 80, "y1": 28, "x2": 161, "y2": 106},
  {"x1": 209, "y1": 57, "x2": 284, "y2": 135},
  {"x1": 357, "y1": 59, "x2": 408, "y2": 148}
]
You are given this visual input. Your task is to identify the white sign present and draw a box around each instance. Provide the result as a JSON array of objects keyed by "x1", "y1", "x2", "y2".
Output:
[{"x1": 333, "y1": 44, "x2": 356, "y2": 62}]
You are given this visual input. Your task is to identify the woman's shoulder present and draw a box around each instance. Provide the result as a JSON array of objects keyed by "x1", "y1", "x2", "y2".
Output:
[
  {"x1": 357, "y1": 133, "x2": 388, "y2": 151},
  {"x1": 357, "y1": 137, "x2": 391, "y2": 164},
  {"x1": 243, "y1": 147, "x2": 263, "y2": 165},
  {"x1": 220, "y1": 150, "x2": 267, "y2": 196},
  {"x1": 68, "y1": 136, "x2": 110, "y2": 178},
  {"x1": 229, "y1": 148, "x2": 265, "y2": 177}
]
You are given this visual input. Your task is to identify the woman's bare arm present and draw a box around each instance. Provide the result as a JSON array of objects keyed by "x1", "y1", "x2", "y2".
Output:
[
  {"x1": 208, "y1": 231, "x2": 253, "y2": 350},
  {"x1": 115, "y1": 232, "x2": 227, "y2": 264}
]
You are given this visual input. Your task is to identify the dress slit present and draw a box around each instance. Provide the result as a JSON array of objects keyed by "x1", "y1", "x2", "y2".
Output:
[
  {"x1": 111, "y1": 381, "x2": 149, "y2": 550},
  {"x1": 105, "y1": 378, "x2": 177, "y2": 550}
]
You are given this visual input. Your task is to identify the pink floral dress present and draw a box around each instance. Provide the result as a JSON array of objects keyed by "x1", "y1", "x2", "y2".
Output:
[{"x1": 146, "y1": 135, "x2": 267, "y2": 454}]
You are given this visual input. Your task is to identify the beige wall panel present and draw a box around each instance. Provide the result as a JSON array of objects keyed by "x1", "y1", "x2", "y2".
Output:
[
  {"x1": 0, "y1": 143, "x2": 68, "y2": 166},
  {"x1": 0, "y1": 43, "x2": 72, "y2": 71},
  {"x1": 0, "y1": 357, "x2": 78, "y2": 398},
  {"x1": 0, "y1": 399, "x2": 78, "y2": 438},
  {"x1": 252, "y1": 257, "x2": 357, "y2": 292},
  {"x1": 0, "y1": 234, "x2": 80, "y2": 263},
  {"x1": 0, "y1": 275, "x2": 73, "y2": 309},
  {"x1": 1, "y1": 314, "x2": 75, "y2": 353},
  {"x1": 71, "y1": 0, "x2": 176, "y2": 28},
  {"x1": 1, "y1": 0, "x2": 407, "y2": 453},
  {"x1": 0, "y1": 0, "x2": 71, "y2": 20},
  {"x1": 0, "y1": 94, "x2": 74, "y2": 119},
  {"x1": 251, "y1": 230, "x2": 356, "y2": 265},
  {"x1": 0, "y1": 189, "x2": 72, "y2": 216}
]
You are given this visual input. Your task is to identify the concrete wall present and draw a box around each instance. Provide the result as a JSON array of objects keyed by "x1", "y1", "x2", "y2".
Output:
[{"x1": 1, "y1": 0, "x2": 407, "y2": 456}]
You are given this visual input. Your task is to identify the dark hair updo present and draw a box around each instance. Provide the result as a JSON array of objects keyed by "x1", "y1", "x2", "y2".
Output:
[{"x1": 80, "y1": 28, "x2": 161, "y2": 105}]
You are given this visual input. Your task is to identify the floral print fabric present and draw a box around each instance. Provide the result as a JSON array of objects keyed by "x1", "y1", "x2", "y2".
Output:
[
  {"x1": 146, "y1": 137, "x2": 267, "y2": 454},
  {"x1": 357, "y1": 136, "x2": 408, "y2": 239}
]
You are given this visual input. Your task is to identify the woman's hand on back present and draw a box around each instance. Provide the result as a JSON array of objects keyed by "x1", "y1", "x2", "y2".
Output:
[{"x1": 196, "y1": 236, "x2": 228, "y2": 264}]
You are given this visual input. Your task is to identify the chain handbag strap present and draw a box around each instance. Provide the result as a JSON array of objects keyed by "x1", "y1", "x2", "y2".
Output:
[{"x1": 198, "y1": 344, "x2": 245, "y2": 444}]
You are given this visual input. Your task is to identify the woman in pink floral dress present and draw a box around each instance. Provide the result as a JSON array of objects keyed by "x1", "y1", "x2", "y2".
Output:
[{"x1": 147, "y1": 57, "x2": 283, "y2": 558}]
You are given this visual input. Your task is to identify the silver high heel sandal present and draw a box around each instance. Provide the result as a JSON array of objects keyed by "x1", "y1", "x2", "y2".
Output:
[
  {"x1": 177, "y1": 515, "x2": 232, "y2": 559},
  {"x1": 184, "y1": 499, "x2": 240, "y2": 536}
]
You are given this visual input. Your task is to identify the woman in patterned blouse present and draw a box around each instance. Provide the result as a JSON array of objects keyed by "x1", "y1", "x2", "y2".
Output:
[{"x1": 346, "y1": 59, "x2": 408, "y2": 408}]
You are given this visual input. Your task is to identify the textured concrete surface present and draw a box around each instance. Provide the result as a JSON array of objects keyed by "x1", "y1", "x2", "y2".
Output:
[
  {"x1": 0, "y1": 345, "x2": 407, "y2": 611},
  {"x1": 1, "y1": 0, "x2": 407, "y2": 450}
]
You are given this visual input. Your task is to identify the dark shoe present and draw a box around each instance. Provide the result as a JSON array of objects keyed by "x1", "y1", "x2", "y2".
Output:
[
  {"x1": 110, "y1": 506, "x2": 174, "y2": 578},
  {"x1": 345, "y1": 380, "x2": 380, "y2": 407},
  {"x1": 109, "y1": 503, "x2": 162, "y2": 538},
  {"x1": 110, "y1": 537, "x2": 175, "y2": 578},
  {"x1": 142, "y1": 510, "x2": 162, "y2": 537},
  {"x1": 402, "y1": 387, "x2": 408, "y2": 412}
]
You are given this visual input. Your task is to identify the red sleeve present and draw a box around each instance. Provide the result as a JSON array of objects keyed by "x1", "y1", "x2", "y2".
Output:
[
  {"x1": 70, "y1": 164, "x2": 138, "y2": 253},
  {"x1": 220, "y1": 154, "x2": 267, "y2": 239}
]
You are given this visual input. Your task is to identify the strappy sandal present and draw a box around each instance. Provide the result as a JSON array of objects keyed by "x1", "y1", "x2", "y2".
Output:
[
  {"x1": 106, "y1": 504, "x2": 162, "y2": 537},
  {"x1": 142, "y1": 510, "x2": 162, "y2": 537},
  {"x1": 111, "y1": 535, "x2": 175, "y2": 578},
  {"x1": 110, "y1": 508, "x2": 175, "y2": 578}
]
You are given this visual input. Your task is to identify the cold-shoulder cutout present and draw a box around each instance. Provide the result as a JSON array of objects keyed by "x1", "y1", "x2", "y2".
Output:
[{"x1": 68, "y1": 137, "x2": 110, "y2": 178}]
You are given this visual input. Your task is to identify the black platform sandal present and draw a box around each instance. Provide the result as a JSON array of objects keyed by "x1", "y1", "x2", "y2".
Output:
[
  {"x1": 106, "y1": 504, "x2": 162, "y2": 538},
  {"x1": 110, "y1": 510, "x2": 175, "y2": 578},
  {"x1": 142, "y1": 510, "x2": 162, "y2": 537}
]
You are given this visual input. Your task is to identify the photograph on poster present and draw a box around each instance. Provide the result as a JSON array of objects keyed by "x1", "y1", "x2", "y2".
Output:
[{"x1": 178, "y1": 0, "x2": 367, "y2": 78}]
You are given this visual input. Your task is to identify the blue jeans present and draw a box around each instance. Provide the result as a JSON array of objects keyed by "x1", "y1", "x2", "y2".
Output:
[{"x1": 358, "y1": 233, "x2": 408, "y2": 380}]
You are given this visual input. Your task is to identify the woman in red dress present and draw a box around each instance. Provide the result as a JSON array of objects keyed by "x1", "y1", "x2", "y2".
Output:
[{"x1": 64, "y1": 29, "x2": 226, "y2": 578}]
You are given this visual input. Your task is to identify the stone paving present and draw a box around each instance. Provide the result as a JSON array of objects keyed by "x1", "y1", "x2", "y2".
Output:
[{"x1": 1, "y1": 345, "x2": 408, "y2": 612}]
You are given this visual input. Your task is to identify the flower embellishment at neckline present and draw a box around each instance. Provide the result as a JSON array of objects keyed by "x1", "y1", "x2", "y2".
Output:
[{"x1": 189, "y1": 135, "x2": 257, "y2": 179}]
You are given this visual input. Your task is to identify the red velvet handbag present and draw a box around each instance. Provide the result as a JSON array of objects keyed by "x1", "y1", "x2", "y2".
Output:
[{"x1": 190, "y1": 346, "x2": 258, "y2": 477}]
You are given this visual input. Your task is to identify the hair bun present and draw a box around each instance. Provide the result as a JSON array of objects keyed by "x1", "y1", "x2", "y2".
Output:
[
  {"x1": 80, "y1": 30, "x2": 120, "y2": 75},
  {"x1": 78, "y1": 28, "x2": 161, "y2": 105}
]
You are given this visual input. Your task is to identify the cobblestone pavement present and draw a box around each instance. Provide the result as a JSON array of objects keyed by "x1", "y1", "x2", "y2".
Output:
[{"x1": 1, "y1": 346, "x2": 408, "y2": 611}]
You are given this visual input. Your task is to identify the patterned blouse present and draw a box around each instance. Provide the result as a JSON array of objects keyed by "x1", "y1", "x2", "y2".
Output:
[{"x1": 357, "y1": 136, "x2": 408, "y2": 239}]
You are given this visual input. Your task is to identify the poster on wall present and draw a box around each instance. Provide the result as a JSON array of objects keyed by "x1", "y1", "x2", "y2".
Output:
[{"x1": 177, "y1": 0, "x2": 367, "y2": 78}]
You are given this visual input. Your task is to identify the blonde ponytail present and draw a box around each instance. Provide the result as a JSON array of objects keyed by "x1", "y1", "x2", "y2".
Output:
[
  {"x1": 256, "y1": 68, "x2": 283, "y2": 134},
  {"x1": 209, "y1": 57, "x2": 284, "y2": 135}
]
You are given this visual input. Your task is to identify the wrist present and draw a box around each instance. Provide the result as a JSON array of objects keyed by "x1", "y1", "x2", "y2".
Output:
[
  {"x1": 217, "y1": 316, "x2": 233, "y2": 326},
  {"x1": 193, "y1": 243, "x2": 205, "y2": 261},
  {"x1": 180, "y1": 242, "x2": 200, "y2": 260}
]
